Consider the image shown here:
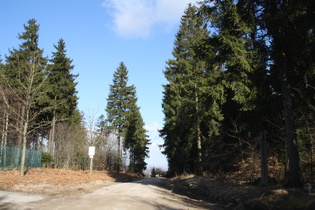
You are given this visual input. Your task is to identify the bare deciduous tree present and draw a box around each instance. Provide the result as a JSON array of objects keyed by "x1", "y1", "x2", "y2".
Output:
[{"x1": 0, "y1": 52, "x2": 54, "y2": 176}]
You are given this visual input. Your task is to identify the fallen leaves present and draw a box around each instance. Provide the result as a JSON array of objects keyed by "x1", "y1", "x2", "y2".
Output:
[{"x1": 0, "y1": 168, "x2": 137, "y2": 195}]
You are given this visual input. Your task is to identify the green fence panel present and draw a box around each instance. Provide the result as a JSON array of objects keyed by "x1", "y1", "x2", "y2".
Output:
[{"x1": 0, "y1": 146, "x2": 42, "y2": 170}]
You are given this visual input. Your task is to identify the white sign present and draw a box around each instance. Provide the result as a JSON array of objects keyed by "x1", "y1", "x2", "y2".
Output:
[{"x1": 89, "y1": 146, "x2": 95, "y2": 158}]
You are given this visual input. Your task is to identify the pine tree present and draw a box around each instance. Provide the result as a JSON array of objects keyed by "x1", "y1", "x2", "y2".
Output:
[
  {"x1": 189, "y1": 0, "x2": 270, "y2": 175},
  {"x1": 161, "y1": 4, "x2": 199, "y2": 175},
  {"x1": 48, "y1": 39, "x2": 78, "y2": 120},
  {"x1": 125, "y1": 89, "x2": 150, "y2": 174},
  {"x1": 106, "y1": 62, "x2": 134, "y2": 171},
  {"x1": 47, "y1": 38, "x2": 78, "y2": 154},
  {"x1": 0, "y1": 55, "x2": 3, "y2": 68},
  {"x1": 161, "y1": 4, "x2": 222, "y2": 175},
  {"x1": 162, "y1": 1, "x2": 263, "y2": 176}
]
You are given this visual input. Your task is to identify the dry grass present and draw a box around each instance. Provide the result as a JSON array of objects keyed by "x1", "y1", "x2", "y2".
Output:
[{"x1": 0, "y1": 168, "x2": 138, "y2": 195}]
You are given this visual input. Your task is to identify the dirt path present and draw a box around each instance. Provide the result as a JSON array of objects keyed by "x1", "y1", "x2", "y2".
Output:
[{"x1": 2, "y1": 178, "x2": 220, "y2": 210}]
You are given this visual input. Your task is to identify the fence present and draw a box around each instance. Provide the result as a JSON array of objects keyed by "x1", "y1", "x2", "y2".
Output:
[{"x1": 0, "y1": 146, "x2": 42, "y2": 169}]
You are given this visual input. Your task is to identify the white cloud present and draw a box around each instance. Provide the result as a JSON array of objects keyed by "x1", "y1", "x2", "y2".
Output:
[
  {"x1": 144, "y1": 122, "x2": 162, "y2": 144},
  {"x1": 102, "y1": 0, "x2": 199, "y2": 38},
  {"x1": 144, "y1": 121, "x2": 160, "y2": 132}
]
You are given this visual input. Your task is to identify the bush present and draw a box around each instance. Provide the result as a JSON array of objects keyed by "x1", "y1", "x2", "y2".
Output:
[{"x1": 41, "y1": 152, "x2": 53, "y2": 168}]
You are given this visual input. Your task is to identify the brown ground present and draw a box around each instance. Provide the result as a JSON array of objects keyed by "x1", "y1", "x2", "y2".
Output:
[
  {"x1": 0, "y1": 168, "x2": 138, "y2": 196},
  {"x1": 165, "y1": 175, "x2": 315, "y2": 209},
  {"x1": 1, "y1": 169, "x2": 315, "y2": 209}
]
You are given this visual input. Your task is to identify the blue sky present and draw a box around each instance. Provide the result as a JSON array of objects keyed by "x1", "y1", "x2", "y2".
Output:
[{"x1": 0, "y1": 0, "x2": 198, "y2": 170}]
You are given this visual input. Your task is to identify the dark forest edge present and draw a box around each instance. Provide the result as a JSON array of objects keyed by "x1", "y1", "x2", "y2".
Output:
[{"x1": 160, "y1": 0, "x2": 315, "y2": 188}]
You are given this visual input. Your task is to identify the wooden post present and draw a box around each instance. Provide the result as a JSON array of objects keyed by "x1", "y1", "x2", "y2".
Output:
[
  {"x1": 90, "y1": 157, "x2": 93, "y2": 175},
  {"x1": 260, "y1": 132, "x2": 268, "y2": 186}
]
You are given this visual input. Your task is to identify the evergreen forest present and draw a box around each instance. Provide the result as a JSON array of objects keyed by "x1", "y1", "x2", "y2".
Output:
[{"x1": 160, "y1": 0, "x2": 315, "y2": 187}]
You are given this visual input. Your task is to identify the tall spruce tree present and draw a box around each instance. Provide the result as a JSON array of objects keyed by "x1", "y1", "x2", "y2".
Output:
[
  {"x1": 161, "y1": 4, "x2": 221, "y2": 175},
  {"x1": 106, "y1": 62, "x2": 134, "y2": 171},
  {"x1": 162, "y1": 1, "x2": 262, "y2": 176},
  {"x1": 125, "y1": 89, "x2": 150, "y2": 174},
  {"x1": 202, "y1": 0, "x2": 261, "y2": 172},
  {"x1": 47, "y1": 38, "x2": 78, "y2": 154}
]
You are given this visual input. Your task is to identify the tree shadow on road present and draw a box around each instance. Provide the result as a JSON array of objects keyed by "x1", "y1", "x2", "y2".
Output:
[
  {"x1": 0, "y1": 196, "x2": 11, "y2": 210},
  {"x1": 132, "y1": 177, "x2": 222, "y2": 209}
]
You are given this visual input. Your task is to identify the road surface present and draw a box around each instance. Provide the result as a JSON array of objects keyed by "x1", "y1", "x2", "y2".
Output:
[{"x1": 1, "y1": 178, "x2": 220, "y2": 210}]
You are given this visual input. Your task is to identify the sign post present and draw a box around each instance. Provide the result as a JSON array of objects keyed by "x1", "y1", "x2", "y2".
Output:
[{"x1": 89, "y1": 146, "x2": 95, "y2": 175}]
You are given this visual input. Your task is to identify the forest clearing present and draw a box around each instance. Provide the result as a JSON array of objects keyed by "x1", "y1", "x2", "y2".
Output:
[{"x1": 1, "y1": 168, "x2": 315, "y2": 209}]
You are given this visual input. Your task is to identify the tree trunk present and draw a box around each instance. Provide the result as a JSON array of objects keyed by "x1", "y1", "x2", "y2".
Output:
[
  {"x1": 117, "y1": 135, "x2": 121, "y2": 172},
  {"x1": 1, "y1": 114, "x2": 4, "y2": 146},
  {"x1": 195, "y1": 84, "x2": 203, "y2": 176},
  {"x1": 20, "y1": 109, "x2": 29, "y2": 176},
  {"x1": 1, "y1": 112, "x2": 8, "y2": 147},
  {"x1": 17, "y1": 105, "x2": 25, "y2": 147},
  {"x1": 281, "y1": 54, "x2": 303, "y2": 187},
  {"x1": 260, "y1": 132, "x2": 268, "y2": 186},
  {"x1": 1, "y1": 112, "x2": 9, "y2": 168},
  {"x1": 48, "y1": 113, "x2": 56, "y2": 155},
  {"x1": 3, "y1": 112, "x2": 8, "y2": 147},
  {"x1": 16, "y1": 105, "x2": 25, "y2": 167}
]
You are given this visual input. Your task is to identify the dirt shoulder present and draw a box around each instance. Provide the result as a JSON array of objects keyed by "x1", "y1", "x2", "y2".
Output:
[
  {"x1": 165, "y1": 175, "x2": 315, "y2": 209},
  {"x1": 0, "y1": 168, "x2": 138, "y2": 196}
]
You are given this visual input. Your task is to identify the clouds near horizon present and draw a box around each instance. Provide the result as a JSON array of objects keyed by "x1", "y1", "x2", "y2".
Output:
[
  {"x1": 102, "y1": 0, "x2": 198, "y2": 38},
  {"x1": 144, "y1": 122, "x2": 162, "y2": 143}
]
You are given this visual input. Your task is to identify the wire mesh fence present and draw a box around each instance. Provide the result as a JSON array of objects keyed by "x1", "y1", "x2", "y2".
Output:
[{"x1": 0, "y1": 146, "x2": 42, "y2": 170}]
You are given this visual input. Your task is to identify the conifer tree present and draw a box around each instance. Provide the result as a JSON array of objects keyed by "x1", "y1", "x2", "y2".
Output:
[
  {"x1": 162, "y1": 1, "x2": 261, "y2": 175},
  {"x1": 47, "y1": 38, "x2": 78, "y2": 154},
  {"x1": 125, "y1": 89, "x2": 150, "y2": 174},
  {"x1": 161, "y1": 0, "x2": 314, "y2": 184},
  {"x1": 106, "y1": 62, "x2": 134, "y2": 171},
  {"x1": 48, "y1": 39, "x2": 78, "y2": 120},
  {"x1": 161, "y1": 4, "x2": 221, "y2": 175},
  {"x1": 202, "y1": 0, "x2": 261, "y2": 172},
  {"x1": 4, "y1": 19, "x2": 47, "y2": 98},
  {"x1": 202, "y1": 0, "x2": 314, "y2": 186}
]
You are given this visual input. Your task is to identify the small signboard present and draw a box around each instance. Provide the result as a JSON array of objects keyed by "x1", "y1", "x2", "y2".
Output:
[{"x1": 89, "y1": 146, "x2": 95, "y2": 158}]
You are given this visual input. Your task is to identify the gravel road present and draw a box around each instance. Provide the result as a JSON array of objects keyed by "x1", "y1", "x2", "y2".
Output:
[{"x1": 1, "y1": 178, "x2": 220, "y2": 210}]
